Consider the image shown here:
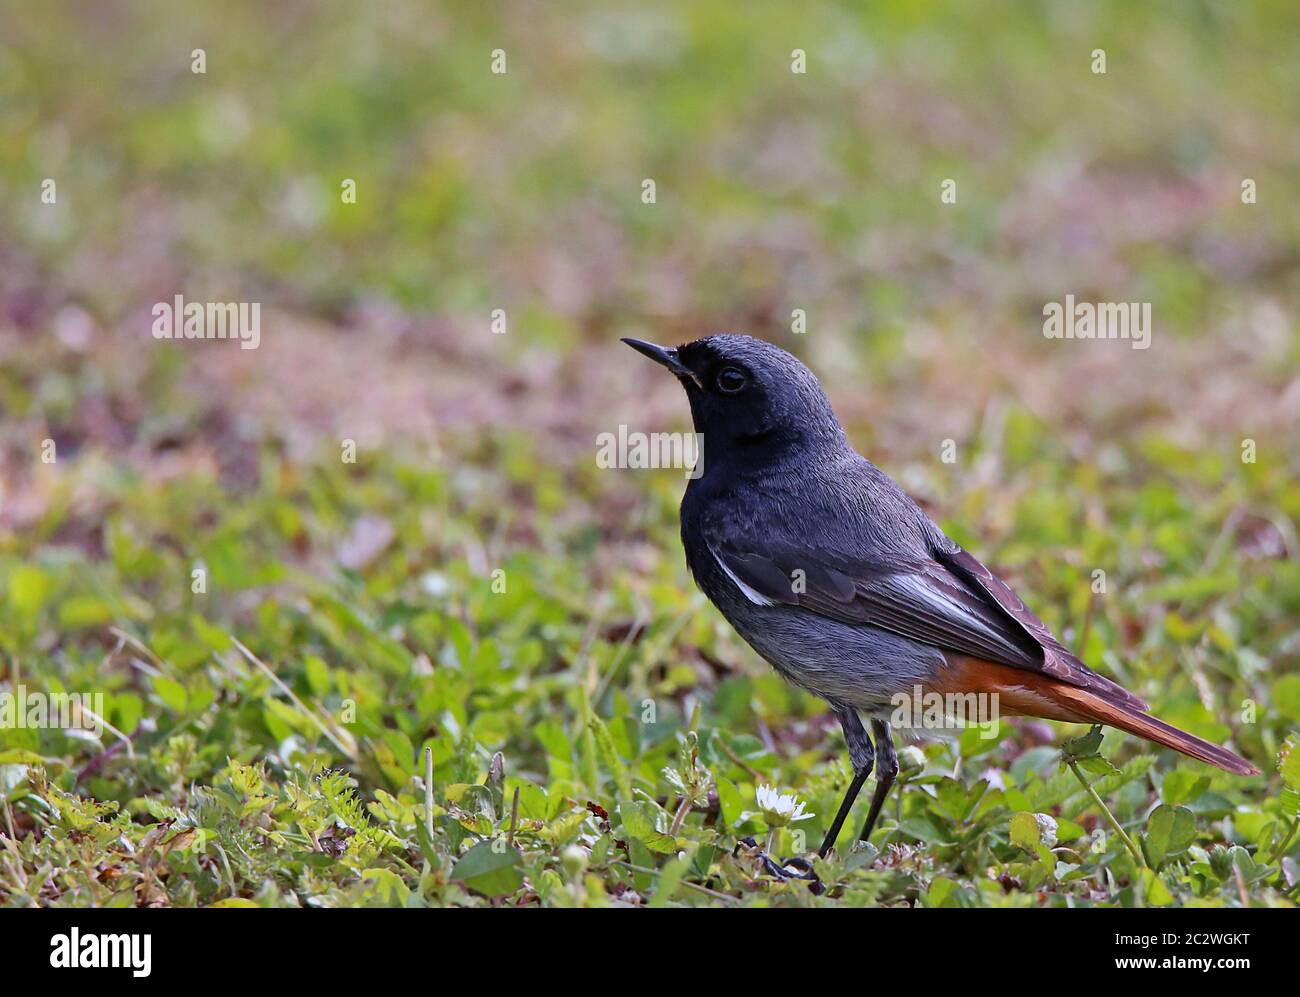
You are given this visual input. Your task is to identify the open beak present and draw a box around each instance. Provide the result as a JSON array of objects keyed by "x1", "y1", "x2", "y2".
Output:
[{"x1": 621, "y1": 337, "x2": 696, "y2": 382}]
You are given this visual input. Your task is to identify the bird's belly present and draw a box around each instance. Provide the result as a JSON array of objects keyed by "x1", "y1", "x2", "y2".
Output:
[{"x1": 713, "y1": 595, "x2": 946, "y2": 713}]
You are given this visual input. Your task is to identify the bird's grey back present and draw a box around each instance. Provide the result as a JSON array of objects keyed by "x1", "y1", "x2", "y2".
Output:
[{"x1": 686, "y1": 445, "x2": 951, "y2": 568}]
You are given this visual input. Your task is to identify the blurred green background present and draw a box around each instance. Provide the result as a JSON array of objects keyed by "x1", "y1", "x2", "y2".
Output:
[{"x1": 0, "y1": 1, "x2": 1297, "y2": 907}]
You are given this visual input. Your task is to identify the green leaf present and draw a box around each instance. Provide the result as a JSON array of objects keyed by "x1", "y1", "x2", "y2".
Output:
[
  {"x1": 451, "y1": 841, "x2": 523, "y2": 897},
  {"x1": 927, "y1": 876, "x2": 959, "y2": 907},
  {"x1": 648, "y1": 848, "x2": 695, "y2": 908},
  {"x1": 1272, "y1": 676, "x2": 1300, "y2": 723},
  {"x1": 361, "y1": 867, "x2": 411, "y2": 905},
  {"x1": 534, "y1": 721, "x2": 573, "y2": 781},
  {"x1": 589, "y1": 714, "x2": 631, "y2": 802},
  {"x1": 716, "y1": 777, "x2": 750, "y2": 832},
  {"x1": 0, "y1": 749, "x2": 47, "y2": 766},
  {"x1": 191, "y1": 614, "x2": 233, "y2": 652},
  {"x1": 1161, "y1": 770, "x2": 1210, "y2": 806},
  {"x1": 622, "y1": 800, "x2": 678, "y2": 854},
  {"x1": 934, "y1": 777, "x2": 988, "y2": 823},
  {"x1": 57, "y1": 596, "x2": 114, "y2": 629},
  {"x1": 1061, "y1": 725, "x2": 1105, "y2": 763},
  {"x1": 1138, "y1": 868, "x2": 1174, "y2": 907},
  {"x1": 1278, "y1": 734, "x2": 1300, "y2": 792},
  {"x1": 8, "y1": 566, "x2": 54, "y2": 617},
  {"x1": 304, "y1": 655, "x2": 331, "y2": 697},
  {"x1": 1144, "y1": 804, "x2": 1196, "y2": 868},
  {"x1": 151, "y1": 676, "x2": 189, "y2": 712},
  {"x1": 1010, "y1": 811, "x2": 1057, "y2": 851},
  {"x1": 1076, "y1": 755, "x2": 1119, "y2": 778},
  {"x1": 897, "y1": 816, "x2": 954, "y2": 845}
]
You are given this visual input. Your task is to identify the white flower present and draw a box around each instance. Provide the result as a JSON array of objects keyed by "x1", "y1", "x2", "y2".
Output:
[{"x1": 754, "y1": 783, "x2": 815, "y2": 827}]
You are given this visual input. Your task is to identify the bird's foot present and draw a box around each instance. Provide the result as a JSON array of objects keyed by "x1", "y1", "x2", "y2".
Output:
[{"x1": 734, "y1": 837, "x2": 824, "y2": 894}]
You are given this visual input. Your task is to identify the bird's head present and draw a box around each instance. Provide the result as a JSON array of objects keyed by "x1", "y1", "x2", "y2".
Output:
[{"x1": 622, "y1": 333, "x2": 845, "y2": 457}]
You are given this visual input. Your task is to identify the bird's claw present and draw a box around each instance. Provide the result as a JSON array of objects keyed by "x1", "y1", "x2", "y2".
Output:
[{"x1": 734, "y1": 837, "x2": 825, "y2": 893}]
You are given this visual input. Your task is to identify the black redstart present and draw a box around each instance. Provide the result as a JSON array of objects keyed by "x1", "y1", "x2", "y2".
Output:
[{"x1": 623, "y1": 333, "x2": 1257, "y2": 861}]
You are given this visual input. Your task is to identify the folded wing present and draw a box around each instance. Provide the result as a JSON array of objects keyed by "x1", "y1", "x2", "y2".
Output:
[{"x1": 712, "y1": 539, "x2": 1146, "y2": 711}]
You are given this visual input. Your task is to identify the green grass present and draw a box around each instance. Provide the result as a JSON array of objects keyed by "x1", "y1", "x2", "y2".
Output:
[
  {"x1": 0, "y1": 0, "x2": 1298, "y2": 906},
  {"x1": 1, "y1": 415, "x2": 1297, "y2": 906}
]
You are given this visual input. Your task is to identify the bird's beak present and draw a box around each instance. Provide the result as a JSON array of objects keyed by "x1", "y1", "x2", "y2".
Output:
[{"x1": 621, "y1": 338, "x2": 697, "y2": 383}]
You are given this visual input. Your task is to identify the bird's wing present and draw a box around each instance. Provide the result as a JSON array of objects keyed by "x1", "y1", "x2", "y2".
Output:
[{"x1": 712, "y1": 539, "x2": 1147, "y2": 711}]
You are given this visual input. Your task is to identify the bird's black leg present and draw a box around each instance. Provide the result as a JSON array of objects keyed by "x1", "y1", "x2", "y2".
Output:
[
  {"x1": 817, "y1": 706, "x2": 874, "y2": 858},
  {"x1": 857, "y1": 719, "x2": 898, "y2": 845}
]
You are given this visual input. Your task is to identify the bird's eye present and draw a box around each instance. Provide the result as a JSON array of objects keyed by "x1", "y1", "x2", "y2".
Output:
[{"x1": 716, "y1": 367, "x2": 747, "y2": 394}]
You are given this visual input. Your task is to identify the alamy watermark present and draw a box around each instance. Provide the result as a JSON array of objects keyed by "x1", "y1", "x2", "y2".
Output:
[
  {"x1": 151, "y1": 294, "x2": 260, "y2": 349},
  {"x1": 1043, "y1": 295, "x2": 1151, "y2": 350},
  {"x1": 50, "y1": 929, "x2": 151, "y2": 977},
  {"x1": 1, "y1": 685, "x2": 104, "y2": 737},
  {"x1": 890, "y1": 685, "x2": 1001, "y2": 739},
  {"x1": 596, "y1": 425, "x2": 703, "y2": 479}
]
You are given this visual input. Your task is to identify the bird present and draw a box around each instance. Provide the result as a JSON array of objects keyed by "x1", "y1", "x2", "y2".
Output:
[{"x1": 622, "y1": 333, "x2": 1258, "y2": 862}]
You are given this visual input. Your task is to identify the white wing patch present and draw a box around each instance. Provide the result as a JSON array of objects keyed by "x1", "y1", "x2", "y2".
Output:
[{"x1": 710, "y1": 545, "x2": 774, "y2": 606}]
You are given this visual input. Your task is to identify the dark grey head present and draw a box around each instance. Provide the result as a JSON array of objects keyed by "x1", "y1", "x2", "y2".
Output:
[{"x1": 622, "y1": 333, "x2": 846, "y2": 456}]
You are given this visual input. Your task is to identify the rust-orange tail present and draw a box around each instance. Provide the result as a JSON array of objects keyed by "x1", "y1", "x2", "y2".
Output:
[{"x1": 933, "y1": 656, "x2": 1259, "y2": 776}]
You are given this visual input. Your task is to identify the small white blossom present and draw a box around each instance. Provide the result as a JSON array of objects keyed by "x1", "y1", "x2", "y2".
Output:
[{"x1": 754, "y1": 783, "x2": 814, "y2": 827}]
